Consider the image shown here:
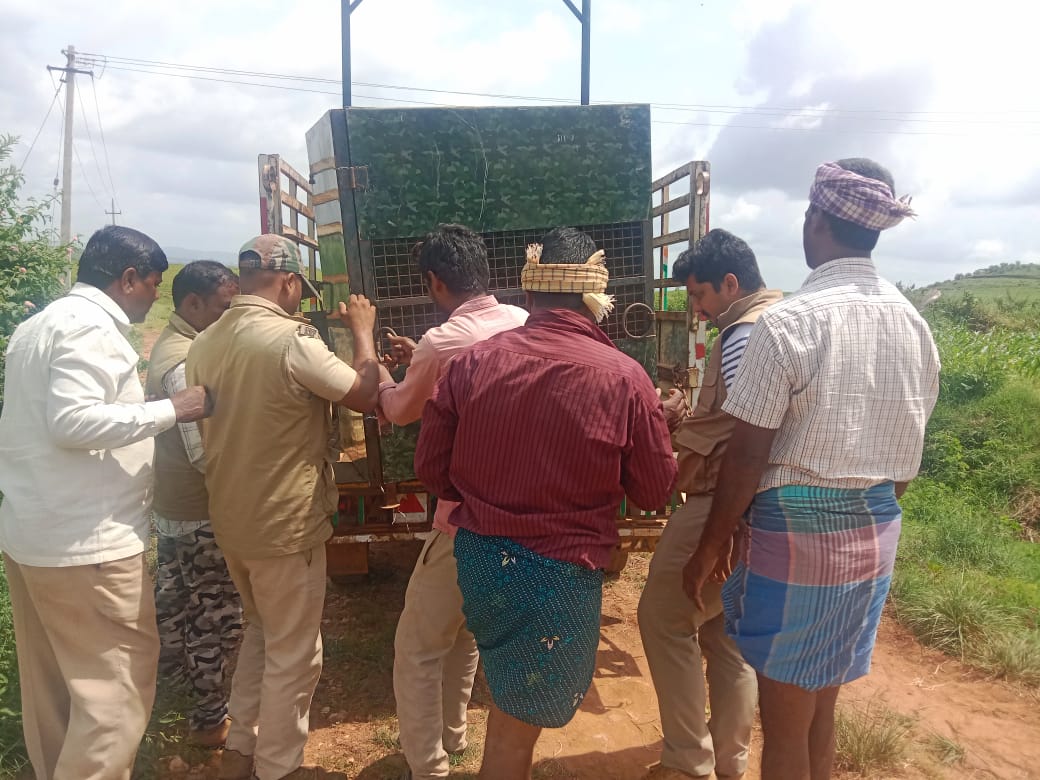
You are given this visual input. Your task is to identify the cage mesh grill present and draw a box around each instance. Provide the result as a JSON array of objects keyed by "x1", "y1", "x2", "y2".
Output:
[{"x1": 371, "y1": 222, "x2": 646, "y2": 342}]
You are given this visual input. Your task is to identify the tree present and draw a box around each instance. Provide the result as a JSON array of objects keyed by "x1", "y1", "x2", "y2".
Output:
[{"x1": 0, "y1": 135, "x2": 72, "y2": 410}]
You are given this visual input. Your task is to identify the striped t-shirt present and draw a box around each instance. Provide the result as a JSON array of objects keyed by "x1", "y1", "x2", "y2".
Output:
[{"x1": 720, "y1": 322, "x2": 754, "y2": 389}]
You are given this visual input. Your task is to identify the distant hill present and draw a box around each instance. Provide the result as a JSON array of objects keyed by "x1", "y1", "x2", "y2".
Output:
[
  {"x1": 163, "y1": 246, "x2": 237, "y2": 267},
  {"x1": 904, "y1": 262, "x2": 1040, "y2": 308}
]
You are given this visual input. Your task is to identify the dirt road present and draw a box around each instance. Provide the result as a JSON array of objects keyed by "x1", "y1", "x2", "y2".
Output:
[{"x1": 159, "y1": 542, "x2": 1040, "y2": 780}]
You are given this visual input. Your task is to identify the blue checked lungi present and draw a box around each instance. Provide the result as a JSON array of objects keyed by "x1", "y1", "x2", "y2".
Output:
[
  {"x1": 722, "y1": 482, "x2": 901, "y2": 691},
  {"x1": 454, "y1": 528, "x2": 603, "y2": 728}
]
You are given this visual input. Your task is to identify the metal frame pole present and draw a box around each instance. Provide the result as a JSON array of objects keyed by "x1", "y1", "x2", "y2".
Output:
[
  {"x1": 561, "y1": 0, "x2": 592, "y2": 104},
  {"x1": 342, "y1": 0, "x2": 365, "y2": 107},
  {"x1": 581, "y1": 0, "x2": 591, "y2": 105}
]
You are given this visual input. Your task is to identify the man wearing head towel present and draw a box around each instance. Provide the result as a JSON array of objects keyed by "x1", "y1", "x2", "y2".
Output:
[
  {"x1": 415, "y1": 226, "x2": 676, "y2": 780},
  {"x1": 684, "y1": 159, "x2": 941, "y2": 780}
]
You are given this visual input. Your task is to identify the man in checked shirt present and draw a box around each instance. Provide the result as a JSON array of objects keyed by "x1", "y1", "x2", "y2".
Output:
[
  {"x1": 145, "y1": 261, "x2": 243, "y2": 749},
  {"x1": 685, "y1": 159, "x2": 940, "y2": 780}
]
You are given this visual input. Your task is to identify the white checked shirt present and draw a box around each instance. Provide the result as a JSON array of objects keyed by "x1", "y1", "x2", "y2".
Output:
[
  {"x1": 0, "y1": 284, "x2": 177, "y2": 566},
  {"x1": 723, "y1": 258, "x2": 940, "y2": 491}
]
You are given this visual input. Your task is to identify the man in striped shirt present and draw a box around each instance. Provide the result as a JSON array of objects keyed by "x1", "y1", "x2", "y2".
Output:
[{"x1": 638, "y1": 229, "x2": 782, "y2": 780}]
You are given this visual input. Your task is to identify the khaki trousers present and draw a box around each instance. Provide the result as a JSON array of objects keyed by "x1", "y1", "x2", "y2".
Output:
[
  {"x1": 223, "y1": 544, "x2": 326, "y2": 780},
  {"x1": 637, "y1": 495, "x2": 758, "y2": 778},
  {"x1": 393, "y1": 531, "x2": 479, "y2": 779},
  {"x1": 3, "y1": 552, "x2": 159, "y2": 780}
]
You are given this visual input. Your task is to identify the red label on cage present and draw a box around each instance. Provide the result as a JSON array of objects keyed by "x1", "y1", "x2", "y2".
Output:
[{"x1": 695, "y1": 343, "x2": 706, "y2": 360}]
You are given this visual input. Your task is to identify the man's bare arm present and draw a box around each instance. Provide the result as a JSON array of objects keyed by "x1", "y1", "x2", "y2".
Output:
[{"x1": 335, "y1": 296, "x2": 380, "y2": 413}]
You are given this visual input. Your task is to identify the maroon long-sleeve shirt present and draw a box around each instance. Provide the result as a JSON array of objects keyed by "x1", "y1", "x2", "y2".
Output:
[{"x1": 415, "y1": 308, "x2": 677, "y2": 570}]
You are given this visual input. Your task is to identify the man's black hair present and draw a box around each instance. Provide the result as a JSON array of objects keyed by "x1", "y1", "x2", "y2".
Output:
[
  {"x1": 820, "y1": 158, "x2": 897, "y2": 252},
  {"x1": 671, "y1": 228, "x2": 764, "y2": 291},
  {"x1": 414, "y1": 224, "x2": 490, "y2": 295},
  {"x1": 540, "y1": 226, "x2": 597, "y2": 266},
  {"x1": 530, "y1": 227, "x2": 598, "y2": 311},
  {"x1": 76, "y1": 225, "x2": 169, "y2": 288},
  {"x1": 172, "y1": 261, "x2": 238, "y2": 308}
]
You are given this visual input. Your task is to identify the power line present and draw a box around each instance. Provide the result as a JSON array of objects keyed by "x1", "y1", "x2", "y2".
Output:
[
  {"x1": 87, "y1": 76, "x2": 118, "y2": 206},
  {"x1": 52, "y1": 83, "x2": 108, "y2": 213},
  {"x1": 76, "y1": 83, "x2": 113, "y2": 199},
  {"x1": 85, "y1": 62, "x2": 1040, "y2": 138},
  {"x1": 82, "y1": 50, "x2": 1040, "y2": 121},
  {"x1": 18, "y1": 81, "x2": 65, "y2": 170}
]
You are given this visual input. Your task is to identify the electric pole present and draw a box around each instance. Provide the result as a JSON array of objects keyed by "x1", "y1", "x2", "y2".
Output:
[
  {"x1": 47, "y1": 45, "x2": 93, "y2": 245},
  {"x1": 105, "y1": 197, "x2": 121, "y2": 225}
]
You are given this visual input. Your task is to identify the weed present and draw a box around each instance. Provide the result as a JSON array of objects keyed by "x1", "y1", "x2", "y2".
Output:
[
  {"x1": 373, "y1": 724, "x2": 401, "y2": 751},
  {"x1": 892, "y1": 573, "x2": 1012, "y2": 659},
  {"x1": 924, "y1": 731, "x2": 965, "y2": 766},
  {"x1": 978, "y1": 631, "x2": 1040, "y2": 685},
  {"x1": 834, "y1": 701, "x2": 913, "y2": 776}
]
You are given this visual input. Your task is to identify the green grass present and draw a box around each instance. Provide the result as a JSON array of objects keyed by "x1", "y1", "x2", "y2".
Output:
[
  {"x1": 834, "y1": 701, "x2": 913, "y2": 776},
  {"x1": 0, "y1": 560, "x2": 27, "y2": 778},
  {"x1": 891, "y1": 290, "x2": 1040, "y2": 685}
]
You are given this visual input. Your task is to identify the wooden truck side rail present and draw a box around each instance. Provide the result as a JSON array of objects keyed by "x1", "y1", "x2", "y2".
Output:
[{"x1": 258, "y1": 153, "x2": 709, "y2": 575}]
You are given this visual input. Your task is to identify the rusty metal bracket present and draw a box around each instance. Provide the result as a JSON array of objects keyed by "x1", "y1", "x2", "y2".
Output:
[{"x1": 338, "y1": 165, "x2": 369, "y2": 191}]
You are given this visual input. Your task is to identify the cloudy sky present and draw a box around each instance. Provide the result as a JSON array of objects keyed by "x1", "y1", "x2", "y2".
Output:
[{"x1": 1, "y1": 0, "x2": 1037, "y2": 291}]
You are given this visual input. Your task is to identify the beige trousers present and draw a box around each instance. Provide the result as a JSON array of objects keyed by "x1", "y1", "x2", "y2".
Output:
[
  {"x1": 3, "y1": 552, "x2": 159, "y2": 780},
  {"x1": 637, "y1": 495, "x2": 758, "y2": 778},
  {"x1": 223, "y1": 544, "x2": 327, "y2": 780},
  {"x1": 393, "y1": 531, "x2": 480, "y2": 779}
]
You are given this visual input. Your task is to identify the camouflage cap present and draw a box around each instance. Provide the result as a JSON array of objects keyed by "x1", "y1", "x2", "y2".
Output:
[{"x1": 238, "y1": 234, "x2": 322, "y2": 303}]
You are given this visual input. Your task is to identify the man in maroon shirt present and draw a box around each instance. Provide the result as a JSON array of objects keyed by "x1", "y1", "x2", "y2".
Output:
[{"x1": 415, "y1": 227, "x2": 676, "y2": 780}]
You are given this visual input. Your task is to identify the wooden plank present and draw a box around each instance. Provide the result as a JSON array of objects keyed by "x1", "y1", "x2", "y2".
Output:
[
  {"x1": 281, "y1": 225, "x2": 319, "y2": 250},
  {"x1": 655, "y1": 310, "x2": 687, "y2": 321},
  {"x1": 279, "y1": 190, "x2": 315, "y2": 220},
  {"x1": 653, "y1": 278, "x2": 687, "y2": 289},
  {"x1": 309, "y1": 156, "x2": 336, "y2": 176},
  {"x1": 278, "y1": 158, "x2": 311, "y2": 193},
  {"x1": 325, "y1": 541, "x2": 369, "y2": 576},
  {"x1": 653, "y1": 228, "x2": 690, "y2": 248},
  {"x1": 652, "y1": 162, "x2": 693, "y2": 192},
  {"x1": 312, "y1": 190, "x2": 340, "y2": 206},
  {"x1": 317, "y1": 222, "x2": 344, "y2": 238},
  {"x1": 652, "y1": 192, "x2": 691, "y2": 218}
]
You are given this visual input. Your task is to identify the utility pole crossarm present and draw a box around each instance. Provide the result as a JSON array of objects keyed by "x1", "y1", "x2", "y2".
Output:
[
  {"x1": 105, "y1": 197, "x2": 121, "y2": 225},
  {"x1": 560, "y1": 0, "x2": 582, "y2": 20}
]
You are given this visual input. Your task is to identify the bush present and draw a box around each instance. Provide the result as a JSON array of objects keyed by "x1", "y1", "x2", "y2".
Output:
[{"x1": 0, "y1": 134, "x2": 71, "y2": 411}]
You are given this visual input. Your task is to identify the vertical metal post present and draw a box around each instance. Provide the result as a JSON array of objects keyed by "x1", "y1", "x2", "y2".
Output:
[
  {"x1": 341, "y1": 1, "x2": 352, "y2": 107},
  {"x1": 581, "y1": 0, "x2": 591, "y2": 105},
  {"x1": 60, "y1": 45, "x2": 76, "y2": 245}
]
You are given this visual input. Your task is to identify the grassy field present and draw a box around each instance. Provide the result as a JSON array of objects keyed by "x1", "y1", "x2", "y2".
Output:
[
  {"x1": 891, "y1": 284, "x2": 1040, "y2": 684},
  {"x1": 909, "y1": 262, "x2": 1040, "y2": 305}
]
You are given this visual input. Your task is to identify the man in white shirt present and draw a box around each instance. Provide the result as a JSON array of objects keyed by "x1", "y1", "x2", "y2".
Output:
[
  {"x1": 378, "y1": 224, "x2": 527, "y2": 780},
  {"x1": 0, "y1": 225, "x2": 210, "y2": 780}
]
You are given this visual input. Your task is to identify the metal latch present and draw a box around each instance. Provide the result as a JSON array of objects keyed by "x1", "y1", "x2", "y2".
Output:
[{"x1": 339, "y1": 165, "x2": 369, "y2": 191}]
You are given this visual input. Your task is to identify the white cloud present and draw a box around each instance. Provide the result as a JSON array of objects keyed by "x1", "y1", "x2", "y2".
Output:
[{"x1": 971, "y1": 239, "x2": 1007, "y2": 260}]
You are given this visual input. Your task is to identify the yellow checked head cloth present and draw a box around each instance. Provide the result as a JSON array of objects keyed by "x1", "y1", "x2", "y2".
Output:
[{"x1": 520, "y1": 243, "x2": 615, "y2": 323}]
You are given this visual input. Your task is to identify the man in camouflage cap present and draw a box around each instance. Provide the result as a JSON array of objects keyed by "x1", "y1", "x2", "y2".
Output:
[{"x1": 187, "y1": 234, "x2": 381, "y2": 780}]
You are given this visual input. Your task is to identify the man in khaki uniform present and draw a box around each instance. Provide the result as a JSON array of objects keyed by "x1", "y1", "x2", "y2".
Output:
[
  {"x1": 638, "y1": 229, "x2": 782, "y2": 780},
  {"x1": 186, "y1": 235, "x2": 381, "y2": 780}
]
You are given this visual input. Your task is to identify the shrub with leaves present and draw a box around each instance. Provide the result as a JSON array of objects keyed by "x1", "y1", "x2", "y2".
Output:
[{"x1": 0, "y1": 134, "x2": 72, "y2": 410}]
